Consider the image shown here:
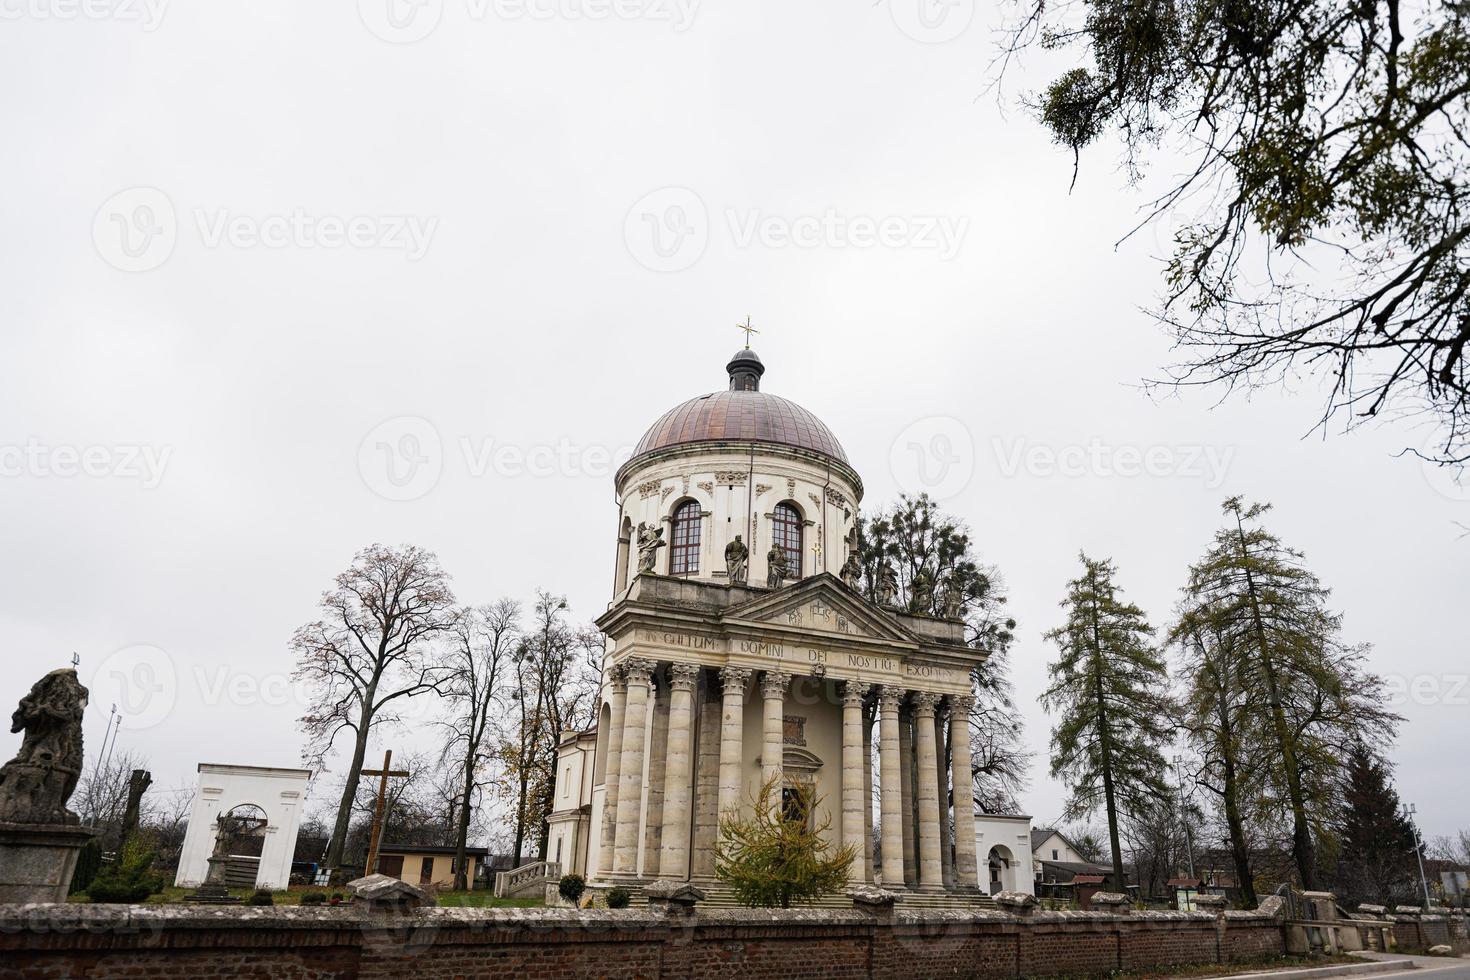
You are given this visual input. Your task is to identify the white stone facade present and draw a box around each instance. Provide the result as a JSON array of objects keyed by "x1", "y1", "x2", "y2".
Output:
[
  {"x1": 547, "y1": 349, "x2": 992, "y2": 901},
  {"x1": 174, "y1": 763, "x2": 312, "y2": 890},
  {"x1": 975, "y1": 814, "x2": 1035, "y2": 895}
]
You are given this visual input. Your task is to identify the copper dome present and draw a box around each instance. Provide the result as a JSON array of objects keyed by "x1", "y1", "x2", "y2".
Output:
[{"x1": 627, "y1": 350, "x2": 850, "y2": 467}]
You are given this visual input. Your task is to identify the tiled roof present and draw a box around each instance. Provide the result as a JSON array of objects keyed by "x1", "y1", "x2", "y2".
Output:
[{"x1": 631, "y1": 390, "x2": 849, "y2": 465}]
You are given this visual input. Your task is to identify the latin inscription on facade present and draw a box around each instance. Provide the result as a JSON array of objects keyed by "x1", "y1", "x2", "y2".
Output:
[{"x1": 782, "y1": 600, "x2": 862, "y2": 636}]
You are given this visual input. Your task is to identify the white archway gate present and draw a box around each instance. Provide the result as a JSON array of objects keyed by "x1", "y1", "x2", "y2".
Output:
[{"x1": 174, "y1": 763, "x2": 312, "y2": 890}]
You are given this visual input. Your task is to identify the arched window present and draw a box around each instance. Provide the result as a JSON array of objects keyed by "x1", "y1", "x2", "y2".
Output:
[
  {"x1": 669, "y1": 500, "x2": 702, "y2": 575},
  {"x1": 773, "y1": 502, "x2": 803, "y2": 579}
]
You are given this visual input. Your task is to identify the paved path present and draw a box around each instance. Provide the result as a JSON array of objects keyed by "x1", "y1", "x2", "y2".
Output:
[{"x1": 1353, "y1": 951, "x2": 1470, "y2": 979}]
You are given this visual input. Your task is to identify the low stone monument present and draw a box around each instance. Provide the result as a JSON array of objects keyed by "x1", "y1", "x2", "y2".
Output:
[
  {"x1": 183, "y1": 812, "x2": 260, "y2": 904},
  {"x1": 0, "y1": 668, "x2": 99, "y2": 903}
]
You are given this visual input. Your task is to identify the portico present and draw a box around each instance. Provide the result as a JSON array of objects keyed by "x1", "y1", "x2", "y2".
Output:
[{"x1": 581, "y1": 573, "x2": 984, "y2": 896}]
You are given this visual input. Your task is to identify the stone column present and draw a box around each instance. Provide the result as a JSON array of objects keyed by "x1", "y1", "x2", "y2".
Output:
[
  {"x1": 877, "y1": 686, "x2": 906, "y2": 890},
  {"x1": 612, "y1": 658, "x2": 655, "y2": 877},
  {"x1": 936, "y1": 706, "x2": 955, "y2": 890},
  {"x1": 657, "y1": 664, "x2": 700, "y2": 880},
  {"x1": 912, "y1": 692, "x2": 943, "y2": 890},
  {"x1": 862, "y1": 703, "x2": 875, "y2": 883},
  {"x1": 760, "y1": 671, "x2": 791, "y2": 812},
  {"x1": 643, "y1": 679, "x2": 670, "y2": 871},
  {"x1": 717, "y1": 667, "x2": 751, "y2": 820},
  {"x1": 595, "y1": 667, "x2": 627, "y2": 879},
  {"x1": 949, "y1": 695, "x2": 981, "y2": 889},
  {"x1": 898, "y1": 704, "x2": 917, "y2": 887},
  {"x1": 691, "y1": 677, "x2": 721, "y2": 877},
  {"x1": 840, "y1": 682, "x2": 869, "y2": 871}
]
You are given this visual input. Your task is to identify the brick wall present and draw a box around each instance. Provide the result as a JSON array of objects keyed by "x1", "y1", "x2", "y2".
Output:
[{"x1": 0, "y1": 903, "x2": 1289, "y2": 980}]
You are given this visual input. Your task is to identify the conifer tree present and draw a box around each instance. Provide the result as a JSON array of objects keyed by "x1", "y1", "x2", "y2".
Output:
[
  {"x1": 1043, "y1": 553, "x2": 1175, "y2": 890},
  {"x1": 1335, "y1": 743, "x2": 1420, "y2": 906},
  {"x1": 1178, "y1": 498, "x2": 1398, "y2": 890},
  {"x1": 714, "y1": 777, "x2": 855, "y2": 909}
]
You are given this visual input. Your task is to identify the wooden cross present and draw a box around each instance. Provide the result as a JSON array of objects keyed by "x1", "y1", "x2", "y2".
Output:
[
  {"x1": 736, "y1": 316, "x2": 759, "y2": 349},
  {"x1": 361, "y1": 750, "x2": 410, "y2": 879}
]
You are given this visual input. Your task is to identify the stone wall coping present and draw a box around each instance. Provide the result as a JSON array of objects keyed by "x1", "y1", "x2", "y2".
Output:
[{"x1": 0, "y1": 901, "x2": 1290, "y2": 936}]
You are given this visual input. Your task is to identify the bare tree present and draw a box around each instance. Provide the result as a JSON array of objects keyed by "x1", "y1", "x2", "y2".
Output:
[
  {"x1": 291, "y1": 543, "x2": 458, "y2": 872},
  {"x1": 438, "y1": 599, "x2": 520, "y2": 890}
]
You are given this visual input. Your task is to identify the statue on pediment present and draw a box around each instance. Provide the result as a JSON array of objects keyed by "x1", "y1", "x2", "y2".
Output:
[
  {"x1": 636, "y1": 522, "x2": 666, "y2": 573},
  {"x1": 725, "y1": 535, "x2": 750, "y2": 585},
  {"x1": 766, "y1": 544, "x2": 790, "y2": 588},
  {"x1": 876, "y1": 562, "x2": 898, "y2": 609},
  {"x1": 839, "y1": 552, "x2": 862, "y2": 591}
]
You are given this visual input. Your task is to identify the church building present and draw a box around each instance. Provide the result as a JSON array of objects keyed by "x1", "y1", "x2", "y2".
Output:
[{"x1": 546, "y1": 347, "x2": 990, "y2": 903}]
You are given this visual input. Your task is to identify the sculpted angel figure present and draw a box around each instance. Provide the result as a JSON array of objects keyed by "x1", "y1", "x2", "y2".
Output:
[{"x1": 636, "y1": 522, "x2": 666, "y2": 573}]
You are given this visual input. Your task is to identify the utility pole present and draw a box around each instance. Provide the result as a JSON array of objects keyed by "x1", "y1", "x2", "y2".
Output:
[
  {"x1": 1408, "y1": 803, "x2": 1433, "y2": 907},
  {"x1": 361, "y1": 750, "x2": 410, "y2": 878},
  {"x1": 1173, "y1": 755, "x2": 1196, "y2": 879}
]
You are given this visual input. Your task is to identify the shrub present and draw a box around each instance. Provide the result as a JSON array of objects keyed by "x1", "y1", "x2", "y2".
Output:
[
  {"x1": 606, "y1": 886, "x2": 631, "y2": 909},
  {"x1": 248, "y1": 889, "x2": 274, "y2": 906},
  {"x1": 87, "y1": 839, "x2": 166, "y2": 904},
  {"x1": 714, "y1": 776, "x2": 855, "y2": 909},
  {"x1": 299, "y1": 891, "x2": 327, "y2": 906},
  {"x1": 558, "y1": 874, "x2": 586, "y2": 905}
]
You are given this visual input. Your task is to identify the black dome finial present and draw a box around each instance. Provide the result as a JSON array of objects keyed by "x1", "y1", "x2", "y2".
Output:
[{"x1": 727, "y1": 348, "x2": 765, "y2": 391}]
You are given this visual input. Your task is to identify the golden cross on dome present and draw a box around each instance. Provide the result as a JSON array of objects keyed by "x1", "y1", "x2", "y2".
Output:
[{"x1": 736, "y1": 316, "x2": 759, "y2": 349}]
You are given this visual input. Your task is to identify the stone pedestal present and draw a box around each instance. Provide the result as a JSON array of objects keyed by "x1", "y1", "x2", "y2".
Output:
[
  {"x1": 0, "y1": 821, "x2": 97, "y2": 904},
  {"x1": 184, "y1": 855, "x2": 243, "y2": 904}
]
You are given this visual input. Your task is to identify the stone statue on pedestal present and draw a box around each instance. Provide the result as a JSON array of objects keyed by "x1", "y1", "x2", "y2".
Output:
[
  {"x1": 940, "y1": 575, "x2": 966, "y2": 620},
  {"x1": 839, "y1": 553, "x2": 862, "y2": 591},
  {"x1": 0, "y1": 668, "x2": 88, "y2": 825},
  {"x1": 636, "y1": 522, "x2": 666, "y2": 574},
  {"x1": 766, "y1": 544, "x2": 789, "y2": 588},
  {"x1": 0, "y1": 668, "x2": 99, "y2": 904},
  {"x1": 724, "y1": 535, "x2": 749, "y2": 585},
  {"x1": 876, "y1": 562, "x2": 899, "y2": 609}
]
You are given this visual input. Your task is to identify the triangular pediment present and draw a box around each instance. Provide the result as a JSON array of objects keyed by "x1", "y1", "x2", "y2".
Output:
[{"x1": 723, "y1": 574, "x2": 916, "y2": 643}]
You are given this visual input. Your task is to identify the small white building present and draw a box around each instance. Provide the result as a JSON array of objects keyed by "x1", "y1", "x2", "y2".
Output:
[
  {"x1": 974, "y1": 814, "x2": 1035, "y2": 895},
  {"x1": 174, "y1": 763, "x2": 312, "y2": 891}
]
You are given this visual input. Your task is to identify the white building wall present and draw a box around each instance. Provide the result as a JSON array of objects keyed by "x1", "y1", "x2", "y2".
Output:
[
  {"x1": 974, "y1": 814, "x2": 1034, "y2": 895},
  {"x1": 174, "y1": 764, "x2": 312, "y2": 890}
]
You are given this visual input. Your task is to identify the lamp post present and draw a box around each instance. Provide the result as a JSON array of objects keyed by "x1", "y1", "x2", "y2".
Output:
[{"x1": 1408, "y1": 803, "x2": 1432, "y2": 908}]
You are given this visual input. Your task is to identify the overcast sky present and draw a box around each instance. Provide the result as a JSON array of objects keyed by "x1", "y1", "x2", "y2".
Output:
[{"x1": 1, "y1": 1, "x2": 1464, "y2": 844}]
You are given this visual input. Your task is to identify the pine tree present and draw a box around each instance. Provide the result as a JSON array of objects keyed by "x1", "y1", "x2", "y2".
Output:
[
  {"x1": 714, "y1": 777, "x2": 856, "y2": 909},
  {"x1": 1179, "y1": 498, "x2": 1398, "y2": 890},
  {"x1": 1043, "y1": 553, "x2": 1175, "y2": 889},
  {"x1": 1335, "y1": 743, "x2": 1420, "y2": 906}
]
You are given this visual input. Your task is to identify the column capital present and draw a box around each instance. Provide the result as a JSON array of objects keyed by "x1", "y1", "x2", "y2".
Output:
[
  {"x1": 949, "y1": 694, "x2": 974, "y2": 716},
  {"x1": 877, "y1": 685, "x2": 906, "y2": 710},
  {"x1": 911, "y1": 690, "x2": 941, "y2": 717},
  {"x1": 719, "y1": 666, "x2": 752, "y2": 696},
  {"x1": 841, "y1": 681, "x2": 870, "y2": 707},
  {"x1": 668, "y1": 663, "x2": 700, "y2": 692},
  {"x1": 607, "y1": 665, "x2": 628, "y2": 693},
  {"x1": 623, "y1": 658, "x2": 657, "y2": 686},
  {"x1": 760, "y1": 671, "x2": 792, "y2": 698}
]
